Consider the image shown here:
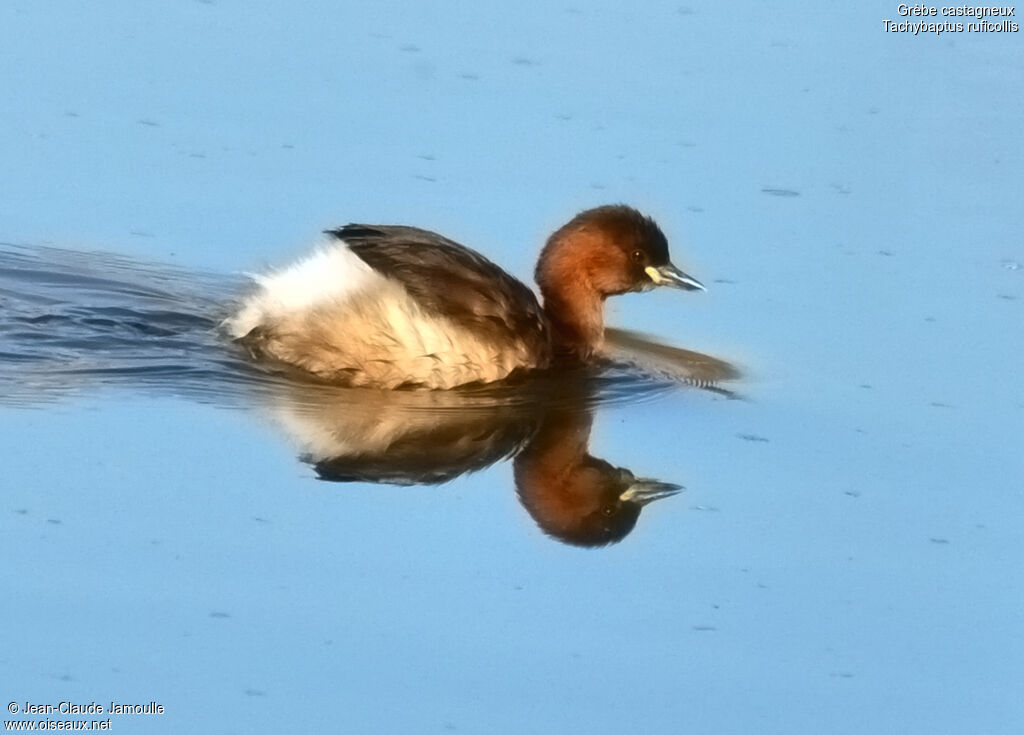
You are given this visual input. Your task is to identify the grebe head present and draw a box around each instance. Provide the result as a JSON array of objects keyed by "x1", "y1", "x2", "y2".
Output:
[
  {"x1": 534, "y1": 205, "x2": 704, "y2": 359},
  {"x1": 536, "y1": 204, "x2": 704, "y2": 300}
]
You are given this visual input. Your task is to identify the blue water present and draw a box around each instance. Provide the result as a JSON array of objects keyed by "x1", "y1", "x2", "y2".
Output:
[{"x1": 2, "y1": 1, "x2": 1022, "y2": 733}]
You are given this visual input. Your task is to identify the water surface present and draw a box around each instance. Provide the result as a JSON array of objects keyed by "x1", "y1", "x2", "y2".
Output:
[{"x1": 1, "y1": 2, "x2": 1021, "y2": 734}]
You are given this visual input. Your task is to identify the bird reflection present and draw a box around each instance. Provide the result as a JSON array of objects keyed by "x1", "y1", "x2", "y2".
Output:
[
  {"x1": 265, "y1": 335, "x2": 738, "y2": 547},
  {"x1": 273, "y1": 382, "x2": 538, "y2": 486},
  {"x1": 513, "y1": 391, "x2": 682, "y2": 546}
]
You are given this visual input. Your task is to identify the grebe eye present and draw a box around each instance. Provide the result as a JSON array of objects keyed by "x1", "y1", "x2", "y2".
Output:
[
  {"x1": 601, "y1": 505, "x2": 616, "y2": 517},
  {"x1": 631, "y1": 249, "x2": 645, "y2": 263}
]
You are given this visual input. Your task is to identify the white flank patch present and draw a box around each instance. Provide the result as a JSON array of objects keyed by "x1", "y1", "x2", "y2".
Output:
[
  {"x1": 225, "y1": 238, "x2": 380, "y2": 338},
  {"x1": 225, "y1": 235, "x2": 535, "y2": 388}
]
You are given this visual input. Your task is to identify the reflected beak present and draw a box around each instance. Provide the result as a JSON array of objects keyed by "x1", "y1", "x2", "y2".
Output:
[
  {"x1": 619, "y1": 477, "x2": 683, "y2": 506},
  {"x1": 645, "y1": 263, "x2": 706, "y2": 292}
]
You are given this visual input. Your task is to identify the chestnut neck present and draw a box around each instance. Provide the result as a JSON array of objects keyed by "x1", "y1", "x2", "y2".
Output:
[
  {"x1": 535, "y1": 232, "x2": 608, "y2": 361},
  {"x1": 540, "y1": 287, "x2": 604, "y2": 362}
]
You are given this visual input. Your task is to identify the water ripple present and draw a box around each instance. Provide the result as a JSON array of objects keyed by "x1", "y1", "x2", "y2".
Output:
[{"x1": 0, "y1": 243, "x2": 738, "y2": 411}]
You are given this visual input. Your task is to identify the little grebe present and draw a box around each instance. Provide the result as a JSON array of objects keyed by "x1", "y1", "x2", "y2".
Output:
[{"x1": 226, "y1": 204, "x2": 704, "y2": 389}]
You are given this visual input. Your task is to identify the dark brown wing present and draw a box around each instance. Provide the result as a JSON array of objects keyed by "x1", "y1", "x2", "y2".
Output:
[{"x1": 326, "y1": 224, "x2": 549, "y2": 358}]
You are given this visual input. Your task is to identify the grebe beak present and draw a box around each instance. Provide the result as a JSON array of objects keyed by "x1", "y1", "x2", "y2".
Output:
[
  {"x1": 618, "y1": 477, "x2": 683, "y2": 506},
  {"x1": 645, "y1": 263, "x2": 706, "y2": 292}
]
